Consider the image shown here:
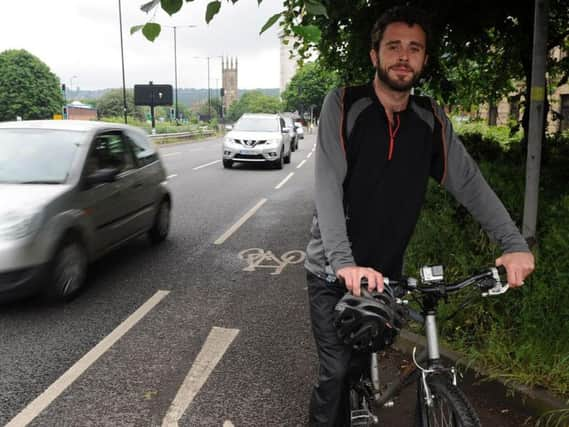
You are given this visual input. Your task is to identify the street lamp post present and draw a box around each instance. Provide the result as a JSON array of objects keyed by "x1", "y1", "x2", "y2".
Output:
[
  {"x1": 194, "y1": 56, "x2": 222, "y2": 120},
  {"x1": 118, "y1": 0, "x2": 128, "y2": 124},
  {"x1": 164, "y1": 25, "x2": 195, "y2": 124}
]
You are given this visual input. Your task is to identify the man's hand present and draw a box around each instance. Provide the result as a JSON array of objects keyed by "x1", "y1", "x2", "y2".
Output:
[
  {"x1": 336, "y1": 266, "x2": 384, "y2": 296},
  {"x1": 496, "y1": 252, "x2": 535, "y2": 288}
]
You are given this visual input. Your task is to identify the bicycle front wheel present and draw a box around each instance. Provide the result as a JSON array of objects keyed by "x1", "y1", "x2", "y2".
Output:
[{"x1": 415, "y1": 374, "x2": 481, "y2": 427}]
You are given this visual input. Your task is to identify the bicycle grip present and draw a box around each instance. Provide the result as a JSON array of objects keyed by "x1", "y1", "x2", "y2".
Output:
[{"x1": 496, "y1": 265, "x2": 507, "y2": 276}]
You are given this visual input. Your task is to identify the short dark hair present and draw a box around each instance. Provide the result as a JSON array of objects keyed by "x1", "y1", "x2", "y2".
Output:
[{"x1": 370, "y1": 6, "x2": 432, "y2": 52}]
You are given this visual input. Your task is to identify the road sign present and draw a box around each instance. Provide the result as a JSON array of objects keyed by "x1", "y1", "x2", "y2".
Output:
[{"x1": 134, "y1": 83, "x2": 173, "y2": 106}]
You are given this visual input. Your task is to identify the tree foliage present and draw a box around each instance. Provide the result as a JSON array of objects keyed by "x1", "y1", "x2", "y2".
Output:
[
  {"x1": 96, "y1": 89, "x2": 145, "y2": 120},
  {"x1": 0, "y1": 49, "x2": 63, "y2": 121},
  {"x1": 281, "y1": 62, "x2": 340, "y2": 117},
  {"x1": 226, "y1": 91, "x2": 282, "y2": 122},
  {"x1": 136, "y1": 0, "x2": 569, "y2": 133}
]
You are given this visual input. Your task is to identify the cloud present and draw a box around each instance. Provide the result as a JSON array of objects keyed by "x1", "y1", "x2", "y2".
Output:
[{"x1": 0, "y1": 0, "x2": 284, "y2": 90}]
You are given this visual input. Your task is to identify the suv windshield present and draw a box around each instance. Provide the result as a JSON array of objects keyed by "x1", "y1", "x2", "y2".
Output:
[
  {"x1": 0, "y1": 129, "x2": 84, "y2": 184},
  {"x1": 234, "y1": 117, "x2": 279, "y2": 132}
]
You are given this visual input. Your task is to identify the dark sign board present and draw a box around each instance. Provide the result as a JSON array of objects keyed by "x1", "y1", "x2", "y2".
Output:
[{"x1": 134, "y1": 84, "x2": 173, "y2": 106}]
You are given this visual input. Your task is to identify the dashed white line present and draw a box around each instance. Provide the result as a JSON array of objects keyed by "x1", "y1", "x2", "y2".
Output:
[
  {"x1": 6, "y1": 291, "x2": 170, "y2": 427},
  {"x1": 163, "y1": 152, "x2": 181, "y2": 157},
  {"x1": 275, "y1": 172, "x2": 294, "y2": 189},
  {"x1": 193, "y1": 159, "x2": 221, "y2": 170},
  {"x1": 161, "y1": 327, "x2": 240, "y2": 427},
  {"x1": 297, "y1": 159, "x2": 307, "y2": 169},
  {"x1": 167, "y1": 174, "x2": 178, "y2": 179},
  {"x1": 307, "y1": 152, "x2": 313, "y2": 159},
  {"x1": 214, "y1": 198, "x2": 267, "y2": 245}
]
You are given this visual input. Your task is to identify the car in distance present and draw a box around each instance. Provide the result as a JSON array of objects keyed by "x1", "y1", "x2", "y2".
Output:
[
  {"x1": 282, "y1": 116, "x2": 299, "y2": 152},
  {"x1": 294, "y1": 121, "x2": 305, "y2": 141},
  {"x1": 0, "y1": 120, "x2": 172, "y2": 302},
  {"x1": 222, "y1": 113, "x2": 292, "y2": 169}
]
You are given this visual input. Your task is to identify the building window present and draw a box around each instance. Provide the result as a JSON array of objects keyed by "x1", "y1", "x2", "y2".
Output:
[
  {"x1": 509, "y1": 95, "x2": 521, "y2": 121},
  {"x1": 561, "y1": 94, "x2": 569, "y2": 132}
]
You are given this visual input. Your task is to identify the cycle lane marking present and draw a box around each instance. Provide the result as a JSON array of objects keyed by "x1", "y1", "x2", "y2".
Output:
[
  {"x1": 161, "y1": 327, "x2": 240, "y2": 427},
  {"x1": 275, "y1": 172, "x2": 294, "y2": 189},
  {"x1": 6, "y1": 290, "x2": 170, "y2": 427},
  {"x1": 193, "y1": 159, "x2": 221, "y2": 170},
  {"x1": 214, "y1": 198, "x2": 268, "y2": 245}
]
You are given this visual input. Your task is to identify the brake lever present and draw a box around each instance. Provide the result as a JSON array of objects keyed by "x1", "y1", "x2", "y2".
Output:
[{"x1": 481, "y1": 267, "x2": 510, "y2": 297}]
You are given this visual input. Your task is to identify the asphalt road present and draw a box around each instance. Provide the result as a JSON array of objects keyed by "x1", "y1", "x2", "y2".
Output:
[{"x1": 0, "y1": 133, "x2": 537, "y2": 426}]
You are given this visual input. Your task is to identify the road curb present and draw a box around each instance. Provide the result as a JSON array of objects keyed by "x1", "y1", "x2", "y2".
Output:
[
  {"x1": 393, "y1": 329, "x2": 568, "y2": 415},
  {"x1": 154, "y1": 134, "x2": 221, "y2": 147}
]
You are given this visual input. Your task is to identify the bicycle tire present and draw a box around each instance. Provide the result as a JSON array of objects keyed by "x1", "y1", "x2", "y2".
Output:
[{"x1": 415, "y1": 374, "x2": 481, "y2": 427}]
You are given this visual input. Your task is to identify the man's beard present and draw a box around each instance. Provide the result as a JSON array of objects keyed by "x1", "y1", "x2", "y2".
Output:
[{"x1": 376, "y1": 61, "x2": 422, "y2": 92}]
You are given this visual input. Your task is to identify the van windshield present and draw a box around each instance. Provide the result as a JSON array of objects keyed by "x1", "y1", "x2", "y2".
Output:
[
  {"x1": 234, "y1": 117, "x2": 280, "y2": 132},
  {"x1": 0, "y1": 129, "x2": 84, "y2": 184}
]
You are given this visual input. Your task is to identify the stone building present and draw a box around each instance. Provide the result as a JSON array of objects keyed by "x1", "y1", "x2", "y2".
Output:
[
  {"x1": 222, "y1": 57, "x2": 238, "y2": 114},
  {"x1": 478, "y1": 48, "x2": 569, "y2": 133},
  {"x1": 280, "y1": 35, "x2": 298, "y2": 94}
]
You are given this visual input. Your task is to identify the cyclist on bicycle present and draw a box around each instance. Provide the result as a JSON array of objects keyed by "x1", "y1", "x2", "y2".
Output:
[{"x1": 304, "y1": 5, "x2": 534, "y2": 426}]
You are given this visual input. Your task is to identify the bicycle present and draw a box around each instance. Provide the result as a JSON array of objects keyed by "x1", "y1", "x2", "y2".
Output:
[{"x1": 341, "y1": 264, "x2": 509, "y2": 427}]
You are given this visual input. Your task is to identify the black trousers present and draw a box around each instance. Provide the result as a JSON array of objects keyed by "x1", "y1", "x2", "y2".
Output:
[{"x1": 307, "y1": 272, "x2": 366, "y2": 427}]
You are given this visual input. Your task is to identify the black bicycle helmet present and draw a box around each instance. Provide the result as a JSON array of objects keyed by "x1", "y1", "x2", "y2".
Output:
[{"x1": 334, "y1": 286, "x2": 406, "y2": 352}]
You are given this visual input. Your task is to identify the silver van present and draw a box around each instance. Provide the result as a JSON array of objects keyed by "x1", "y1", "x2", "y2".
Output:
[
  {"x1": 0, "y1": 120, "x2": 171, "y2": 302},
  {"x1": 222, "y1": 113, "x2": 292, "y2": 169}
]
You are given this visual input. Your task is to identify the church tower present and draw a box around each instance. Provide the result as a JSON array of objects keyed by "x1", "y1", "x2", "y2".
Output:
[{"x1": 222, "y1": 57, "x2": 238, "y2": 114}]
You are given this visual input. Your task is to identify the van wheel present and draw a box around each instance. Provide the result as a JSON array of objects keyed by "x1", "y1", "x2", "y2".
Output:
[
  {"x1": 273, "y1": 149, "x2": 284, "y2": 169},
  {"x1": 148, "y1": 199, "x2": 171, "y2": 244},
  {"x1": 45, "y1": 236, "x2": 88, "y2": 302},
  {"x1": 284, "y1": 147, "x2": 291, "y2": 164}
]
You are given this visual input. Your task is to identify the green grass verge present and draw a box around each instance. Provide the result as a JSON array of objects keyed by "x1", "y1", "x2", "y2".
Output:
[{"x1": 405, "y1": 123, "x2": 569, "y2": 399}]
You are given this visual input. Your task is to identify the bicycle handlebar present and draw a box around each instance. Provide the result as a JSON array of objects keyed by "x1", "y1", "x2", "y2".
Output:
[{"x1": 385, "y1": 265, "x2": 508, "y2": 297}]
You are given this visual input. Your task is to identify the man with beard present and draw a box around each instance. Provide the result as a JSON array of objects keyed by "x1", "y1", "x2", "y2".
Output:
[{"x1": 304, "y1": 5, "x2": 534, "y2": 426}]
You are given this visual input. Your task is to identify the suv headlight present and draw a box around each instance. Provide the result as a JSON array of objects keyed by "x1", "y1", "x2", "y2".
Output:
[
  {"x1": 266, "y1": 139, "x2": 281, "y2": 147},
  {"x1": 0, "y1": 208, "x2": 43, "y2": 240}
]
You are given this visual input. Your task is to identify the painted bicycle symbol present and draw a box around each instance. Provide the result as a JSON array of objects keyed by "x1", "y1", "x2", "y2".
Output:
[{"x1": 238, "y1": 248, "x2": 306, "y2": 275}]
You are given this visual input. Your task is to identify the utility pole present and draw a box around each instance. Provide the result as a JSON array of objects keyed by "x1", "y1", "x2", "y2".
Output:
[
  {"x1": 522, "y1": 0, "x2": 549, "y2": 245},
  {"x1": 207, "y1": 56, "x2": 211, "y2": 118},
  {"x1": 174, "y1": 26, "x2": 178, "y2": 123},
  {"x1": 118, "y1": 0, "x2": 128, "y2": 124}
]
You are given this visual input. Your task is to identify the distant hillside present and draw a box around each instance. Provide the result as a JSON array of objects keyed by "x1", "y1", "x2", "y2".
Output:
[{"x1": 69, "y1": 88, "x2": 280, "y2": 106}]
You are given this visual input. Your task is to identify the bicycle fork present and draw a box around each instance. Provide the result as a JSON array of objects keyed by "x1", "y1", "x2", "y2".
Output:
[{"x1": 415, "y1": 313, "x2": 458, "y2": 407}]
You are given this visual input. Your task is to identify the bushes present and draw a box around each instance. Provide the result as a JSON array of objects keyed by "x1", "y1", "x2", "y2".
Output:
[{"x1": 405, "y1": 126, "x2": 569, "y2": 397}]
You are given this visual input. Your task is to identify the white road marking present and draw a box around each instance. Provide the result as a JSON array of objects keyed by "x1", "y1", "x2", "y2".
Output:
[
  {"x1": 6, "y1": 291, "x2": 170, "y2": 427},
  {"x1": 307, "y1": 152, "x2": 313, "y2": 159},
  {"x1": 161, "y1": 327, "x2": 240, "y2": 427},
  {"x1": 214, "y1": 198, "x2": 267, "y2": 245},
  {"x1": 297, "y1": 159, "x2": 307, "y2": 169},
  {"x1": 193, "y1": 159, "x2": 221, "y2": 170},
  {"x1": 167, "y1": 174, "x2": 178, "y2": 179},
  {"x1": 275, "y1": 172, "x2": 294, "y2": 189},
  {"x1": 163, "y1": 152, "x2": 181, "y2": 157}
]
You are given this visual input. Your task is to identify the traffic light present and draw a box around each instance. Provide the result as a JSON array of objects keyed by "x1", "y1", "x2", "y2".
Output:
[{"x1": 61, "y1": 83, "x2": 66, "y2": 93}]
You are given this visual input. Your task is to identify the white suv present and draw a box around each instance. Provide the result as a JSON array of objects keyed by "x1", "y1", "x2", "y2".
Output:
[{"x1": 222, "y1": 113, "x2": 292, "y2": 169}]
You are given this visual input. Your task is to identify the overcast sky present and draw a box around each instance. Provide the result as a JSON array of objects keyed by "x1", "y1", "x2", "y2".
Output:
[{"x1": 0, "y1": 0, "x2": 284, "y2": 91}]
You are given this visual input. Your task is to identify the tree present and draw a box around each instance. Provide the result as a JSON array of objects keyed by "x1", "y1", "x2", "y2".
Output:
[
  {"x1": 135, "y1": 0, "x2": 569, "y2": 135},
  {"x1": 226, "y1": 91, "x2": 282, "y2": 122},
  {"x1": 0, "y1": 49, "x2": 63, "y2": 121},
  {"x1": 96, "y1": 89, "x2": 145, "y2": 120},
  {"x1": 281, "y1": 62, "x2": 340, "y2": 119}
]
